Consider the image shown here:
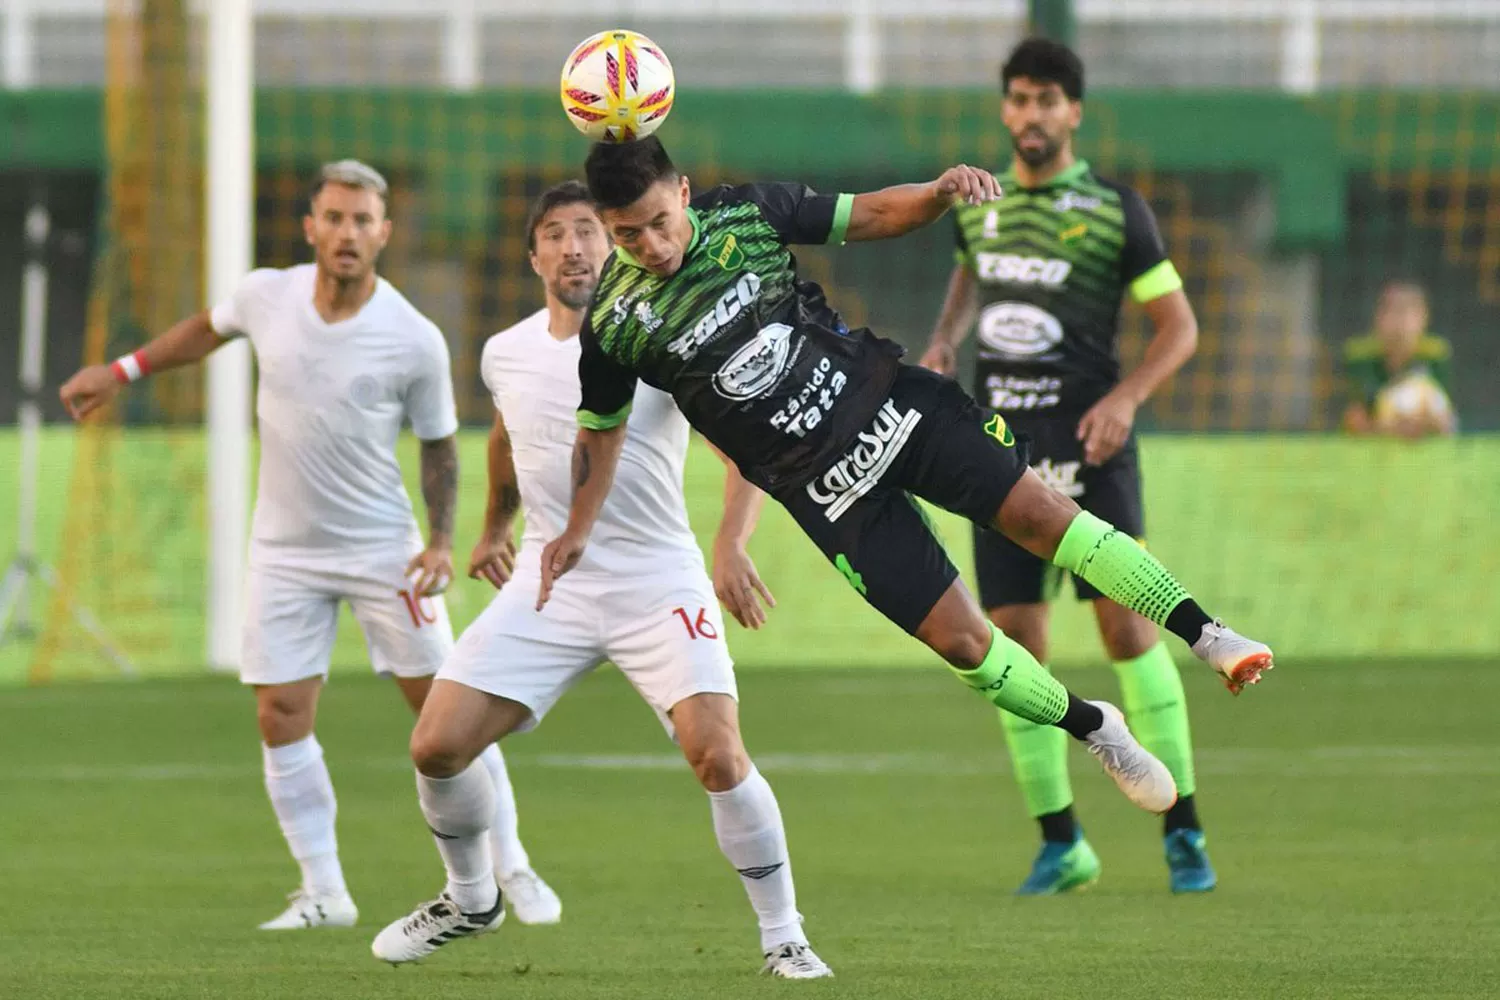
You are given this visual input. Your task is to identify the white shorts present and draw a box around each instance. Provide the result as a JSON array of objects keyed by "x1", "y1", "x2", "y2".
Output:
[
  {"x1": 241, "y1": 545, "x2": 455, "y2": 686},
  {"x1": 437, "y1": 564, "x2": 736, "y2": 736}
]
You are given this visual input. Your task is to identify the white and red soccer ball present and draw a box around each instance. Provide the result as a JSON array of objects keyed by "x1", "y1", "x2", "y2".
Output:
[{"x1": 560, "y1": 29, "x2": 675, "y2": 143}]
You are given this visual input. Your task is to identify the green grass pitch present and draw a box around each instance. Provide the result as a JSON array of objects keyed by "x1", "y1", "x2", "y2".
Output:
[{"x1": 2, "y1": 659, "x2": 1497, "y2": 998}]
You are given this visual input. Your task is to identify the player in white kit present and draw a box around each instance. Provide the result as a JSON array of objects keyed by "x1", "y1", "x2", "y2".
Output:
[
  {"x1": 370, "y1": 182, "x2": 831, "y2": 979},
  {"x1": 59, "y1": 160, "x2": 557, "y2": 931}
]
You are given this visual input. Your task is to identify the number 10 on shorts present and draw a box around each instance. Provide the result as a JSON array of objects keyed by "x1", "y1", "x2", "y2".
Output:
[{"x1": 672, "y1": 606, "x2": 718, "y2": 640}]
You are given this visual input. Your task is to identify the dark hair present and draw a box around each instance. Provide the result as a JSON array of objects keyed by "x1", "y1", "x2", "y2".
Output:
[
  {"x1": 584, "y1": 136, "x2": 678, "y2": 210},
  {"x1": 525, "y1": 180, "x2": 596, "y2": 252},
  {"x1": 1001, "y1": 37, "x2": 1085, "y2": 101}
]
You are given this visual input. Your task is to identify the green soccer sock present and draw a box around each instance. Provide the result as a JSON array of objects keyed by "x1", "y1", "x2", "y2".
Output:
[
  {"x1": 999, "y1": 703, "x2": 1073, "y2": 819},
  {"x1": 1112, "y1": 642, "x2": 1197, "y2": 799},
  {"x1": 948, "y1": 625, "x2": 1069, "y2": 726},
  {"x1": 1054, "y1": 512, "x2": 1212, "y2": 645}
]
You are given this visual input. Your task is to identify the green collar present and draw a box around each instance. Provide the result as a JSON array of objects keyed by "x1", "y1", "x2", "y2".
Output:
[
  {"x1": 614, "y1": 206, "x2": 702, "y2": 272},
  {"x1": 1002, "y1": 158, "x2": 1090, "y2": 192}
]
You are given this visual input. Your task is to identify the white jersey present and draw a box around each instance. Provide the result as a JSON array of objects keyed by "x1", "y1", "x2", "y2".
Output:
[
  {"x1": 480, "y1": 309, "x2": 702, "y2": 579},
  {"x1": 210, "y1": 264, "x2": 459, "y2": 556}
]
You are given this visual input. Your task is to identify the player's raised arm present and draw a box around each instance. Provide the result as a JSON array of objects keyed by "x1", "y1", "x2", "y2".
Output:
[
  {"x1": 703, "y1": 439, "x2": 775, "y2": 630},
  {"x1": 844, "y1": 165, "x2": 1003, "y2": 243},
  {"x1": 918, "y1": 263, "x2": 980, "y2": 377},
  {"x1": 59, "y1": 309, "x2": 229, "y2": 419},
  {"x1": 468, "y1": 407, "x2": 522, "y2": 590}
]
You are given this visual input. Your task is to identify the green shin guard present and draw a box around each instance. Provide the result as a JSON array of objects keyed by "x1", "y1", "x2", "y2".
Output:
[
  {"x1": 999, "y1": 705, "x2": 1073, "y2": 818},
  {"x1": 1113, "y1": 643, "x2": 1197, "y2": 798},
  {"x1": 949, "y1": 625, "x2": 1069, "y2": 726},
  {"x1": 1054, "y1": 512, "x2": 1190, "y2": 627}
]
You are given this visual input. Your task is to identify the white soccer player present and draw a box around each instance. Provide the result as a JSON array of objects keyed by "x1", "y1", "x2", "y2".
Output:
[
  {"x1": 370, "y1": 182, "x2": 831, "y2": 979},
  {"x1": 58, "y1": 160, "x2": 557, "y2": 931}
]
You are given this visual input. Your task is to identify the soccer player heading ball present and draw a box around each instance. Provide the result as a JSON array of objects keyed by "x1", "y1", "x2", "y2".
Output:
[
  {"x1": 538, "y1": 134, "x2": 1275, "y2": 817},
  {"x1": 921, "y1": 37, "x2": 1221, "y2": 894}
]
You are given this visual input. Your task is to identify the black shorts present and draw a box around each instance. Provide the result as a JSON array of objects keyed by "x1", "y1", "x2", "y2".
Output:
[
  {"x1": 973, "y1": 415, "x2": 1145, "y2": 608},
  {"x1": 772, "y1": 365, "x2": 1029, "y2": 635}
]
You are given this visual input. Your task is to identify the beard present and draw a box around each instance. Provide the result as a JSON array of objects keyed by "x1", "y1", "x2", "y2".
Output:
[
  {"x1": 1012, "y1": 129, "x2": 1063, "y2": 168},
  {"x1": 551, "y1": 275, "x2": 596, "y2": 310}
]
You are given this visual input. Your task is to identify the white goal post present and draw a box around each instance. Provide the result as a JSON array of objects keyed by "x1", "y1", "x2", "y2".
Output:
[{"x1": 204, "y1": 0, "x2": 254, "y2": 672}]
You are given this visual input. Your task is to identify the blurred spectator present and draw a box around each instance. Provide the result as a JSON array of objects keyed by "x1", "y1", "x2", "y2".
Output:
[{"x1": 1341, "y1": 281, "x2": 1457, "y2": 438}]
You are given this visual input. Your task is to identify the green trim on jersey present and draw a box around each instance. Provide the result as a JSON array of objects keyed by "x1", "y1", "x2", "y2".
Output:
[
  {"x1": 828, "y1": 193, "x2": 854, "y2": 245},
  {"x1": 1130, "y1": 260, "x2": 1183, "y2": 303},
  {"x1": 613, "y1": 207, "x2": 704, "y2": 272},
  {"x1": 578, "y1": 401, "x2": 634, "y2": 430}
]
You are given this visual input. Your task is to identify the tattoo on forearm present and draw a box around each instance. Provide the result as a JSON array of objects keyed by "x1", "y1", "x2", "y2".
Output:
[
  {"x1": 420, "y1": 437, "x2": 458, "y2": 540},
  {"x1": 573, "y1": 440, "x2": 592, "y2": 493},
  {"x1": 496, "y1": 482, "x2": 521, "y2": 521}
]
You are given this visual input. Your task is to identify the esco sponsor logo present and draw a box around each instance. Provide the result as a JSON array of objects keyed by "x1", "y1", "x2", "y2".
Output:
[
  {"x1": 668, "y1": 272, "x2": 762, "y2": 359},
  {"x1": 977, "y1": 301, "x2": 1065, "y2": 359},
  {"x1": 1053, "y1": 191, "x2": 1102, "y2": 213},
  {"x1": 975, "y1": 253, "x2": 1072, "y2": 287},
  {"x1": 713, "y1": 323, "x2": 794, "y2": 401}
]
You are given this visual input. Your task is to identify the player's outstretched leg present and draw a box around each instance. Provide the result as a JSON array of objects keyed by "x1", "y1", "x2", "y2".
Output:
[
  {"x1": 920, "y1": 585, "x2": 1178, "y2": 814},
  {"x1": 1099, "y1": 607, "x2": 1217, "y2": 894},
  {"x1": 254, "y1": 679, "x2": 358, "y2": 930},
  {"x1": 477, "y1": 744, "x2": 562, "y2": 924},
  {"x1": 371, "y1": 683, "x2": 534, "y2": 964},
  {"x1": 671, "y1": 694, "x2": 833, "y2": 980},
  {"x1": 997, "y1": 477, "x2": 1274, "y2": 694}
]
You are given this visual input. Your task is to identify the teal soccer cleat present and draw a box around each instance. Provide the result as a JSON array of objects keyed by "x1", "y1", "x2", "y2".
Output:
[
  {"x1": 1016, "y1": 836, "x2": 1102, "y2": 896},
  {"x1": 1164, "y1": 828, "x2": 1217, "y2": 893}
]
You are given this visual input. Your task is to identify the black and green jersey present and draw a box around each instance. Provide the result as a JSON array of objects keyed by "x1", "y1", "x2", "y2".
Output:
[
  {"x1": 579, "y1": 182, "x2": 905, "y2": 491},
  {"x1": 953, "y1": 159, "x2": 1182, "y2": 417},
  {"x1": 1342, "y1": 333, "x2": 1453, "y2": 408}
]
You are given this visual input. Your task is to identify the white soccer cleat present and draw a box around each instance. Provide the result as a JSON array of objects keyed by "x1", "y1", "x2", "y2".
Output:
[
  {"x1": 370, "y1": 891, "x2": 505, "y2": 964},
  {"x1": 762, "y1": 942, "x2": 834, "y2": 980},
  {"x1": 257, "y1": 889, "x2": 358, "y2": 930},
  {"x1": 1084, "y1": 701, "x2": 1178, "y2": 814},
  {"x1": 499, "y1": 868, "x2": 562, "y2": 925},
  {"x1": 1192, "y1": 619, "x2": 1274, "y2": 695}
]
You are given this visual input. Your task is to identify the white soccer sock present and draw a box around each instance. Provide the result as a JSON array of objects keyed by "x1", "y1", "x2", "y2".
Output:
[
  {"x1": 262, "y1": 735, "x2": 347, "y2": 897},
  {"x1": 477, "y1": 743, "x2": 531, "y2": 878},
  {"x1": 416, "y1": 761, "x2": 498, "y2": 913},
  {"x1": 708, "y1": 765, "x2": 807, "y2": 953}
]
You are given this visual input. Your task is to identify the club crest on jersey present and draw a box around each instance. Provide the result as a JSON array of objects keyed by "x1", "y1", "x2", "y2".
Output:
[
  {"x1": 981, "y1": 209, "x2": 1000, "y2": 240},
  {"x1": 713, "y1": 322, "x2": 794, "y2": 401},
  {"x1": 983, "y1": 413, "x2": 1015, "y2": 447},
  {"x1": 1054, "y1": 191, "x2": 1102, "y2": 213},
  {"x1": 978, "y1": 302, "x2": 1065, "y2": 360},
  {"x1": 669, "y1": 271, "x2": 762, "y2": 359},
  {"x1": 708, "y1": 232, "x2": 745, "y2": 271},
  {"x1": 633, "y1": 299, "x2": 664, "y2": 332}
]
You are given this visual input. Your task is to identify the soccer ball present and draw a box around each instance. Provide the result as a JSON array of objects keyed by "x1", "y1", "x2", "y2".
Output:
[
  {"x1": 560, "y1": 29, "x2": 675, "y2": 142},
  {"x1": 1372, "y1": 371, "x2": 1453, "y2": 431}
]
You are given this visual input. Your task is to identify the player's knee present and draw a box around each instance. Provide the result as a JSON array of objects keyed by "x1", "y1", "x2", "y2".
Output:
[
  {"x1": 256, "y1": 691, "x2": 315, "y2": 746},
  {"x1": 685, "y1": 742, "x2": 750, "y2": 793},
  {"x1": 930, "y1": 625, "x2": 994, "y2": 670},
  {"x1": 1099, "y1": 619, "x2": 1156, "y2": 662},
  {"x1": 409, "y1": 727, "x2": 469, "y2": 779}
]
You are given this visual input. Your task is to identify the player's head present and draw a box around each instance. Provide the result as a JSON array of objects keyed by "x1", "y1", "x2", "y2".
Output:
[
  {"x1": 584, "y1": 137, "x2": 692, "y2": 278},
  {"x1": 1374, "y1": 280, "x2": 1429, "y2": 348},
  {"x1": 526, "y1": 180, "x2": 610, "y2": 311},
  {"x1": 304, "y1": 159, "x2": 391, "y2": 282},
  {"x1": 1000, "y1": 37, "x2": 1084, "y2": 169}
]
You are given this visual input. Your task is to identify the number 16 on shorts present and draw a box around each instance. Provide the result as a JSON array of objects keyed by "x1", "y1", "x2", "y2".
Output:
[{"x1": 672, "y1": 606, "x2": 718, "y2": 640}]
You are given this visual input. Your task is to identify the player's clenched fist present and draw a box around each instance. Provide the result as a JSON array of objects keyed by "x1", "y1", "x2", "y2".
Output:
[
  {"x1": 59, "y1": 365, "x2": 121, "y2": 420},
  {"x1": 933, "y1": 165, "x2": 1002, "y2": 207}
]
